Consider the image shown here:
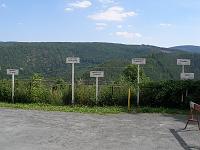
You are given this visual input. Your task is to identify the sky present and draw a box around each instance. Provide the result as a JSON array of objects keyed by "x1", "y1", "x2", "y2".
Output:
[{"x1": 0, "y1": 0, "x2": 200, "y2": 47}]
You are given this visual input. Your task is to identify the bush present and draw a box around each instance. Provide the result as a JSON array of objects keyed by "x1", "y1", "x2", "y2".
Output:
[
  {"x1": 75, "y1": 85, "x2": 96, "y2": 106},
  {"x1": 28, "y1": 74, "x2": 51, "y2": 103},
  {"x1": 140, "y1": 80, "x2": 200, "y2": 108},
  {"x1": 0, "y1": 80, "x2": 11, "y2": 102},
  {"x1": 15, "y1": 80, "x2": 30, "y2": 103}
]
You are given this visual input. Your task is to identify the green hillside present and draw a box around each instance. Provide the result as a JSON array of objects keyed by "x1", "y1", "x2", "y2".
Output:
[
  {"x1": 171, "y1": 45, "x2": 200, "y2": 53},
  {"x1": 0, "y1": 42, "x2": 199, "y2": 81}
]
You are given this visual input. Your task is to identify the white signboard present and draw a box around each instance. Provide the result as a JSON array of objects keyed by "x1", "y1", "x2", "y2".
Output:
[
  {"x1": 177, "y1": 59, "x2": 191, "y2": 66},
  {"x1": 66, "y1": 57, "x2": 80, "y2": 64},
  {"x1": 132, "y1": 58, "x2": 146, "y2": 65},
  {"x1": 90, "y1": 71, "x2": 104, "y2": 78},
  {"x1": 180, "y1": 73, "x2": 194, "y2": 80},
  {"x1": 7, "y1": 69, "x2": 19, "y2": 75}
]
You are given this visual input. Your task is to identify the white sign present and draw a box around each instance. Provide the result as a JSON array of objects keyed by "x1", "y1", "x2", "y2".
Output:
[
  {"x1": 177, "y1": 59, "x2": 191, "y2": 66},
  {"x1": 90, "y1": 71, "x2": 104, "y2": 78},
  {"x1": 7, "y1": 69, "x2": 19, "y2": 75},
  {"x1": 66, "y1": 57, "x2": 80, "y2": 64},
  {"x1": 132, "y1": 58, "x2": 146, "y2": 65},
  {"x1": 180, "y1": 73, "x2": 194, "y2": 80},
  {"x1": 66, "y1": 57, "x2": 80, "y2": 104}
]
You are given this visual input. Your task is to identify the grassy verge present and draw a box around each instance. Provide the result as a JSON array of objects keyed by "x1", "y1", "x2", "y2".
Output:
[
  {"x1": 0, "y1": 102, "x2": 188, "y2": 115},
  {"x1": 0, "y1": 102, "x2": 127, "y2": 114},
  {"x1": 134, "y1": 107, "x2": 188, "y2": 114}
]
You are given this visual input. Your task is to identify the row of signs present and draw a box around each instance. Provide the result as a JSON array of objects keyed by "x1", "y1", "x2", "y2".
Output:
[
  {"x1": 5, "y1": 58, "x2": 195, "y2": 79},
  {"x1": 65, "y1": 57, "x2": 191, "y2": 67},
  {"x1": 66, "y1": 57, "x2": 104, "y2": 78},
  {"x1": 177, "y1": 59, "x2": 194, "y2": 80}
]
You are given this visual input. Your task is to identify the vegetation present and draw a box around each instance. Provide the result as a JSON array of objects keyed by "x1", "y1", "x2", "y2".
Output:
[
  {"x1": 123, "y1": 64, "x2": 150, "y2": 85},
  {"x1": 0, "y1": 42, "x2": 199, "y2": 113},
  {"x1": 1, "y1": 42, "x2": 200, "y2": 81},
  {"x1": 0, "y1": 103, "x2": 188, "y2": 114},
  {"x1": 0, "y1": 102, "x2": 127, "y2": 114},
  {"x1": 0, "y1": 75, "x2": 199, "y2": 110},
  {"x1": 140, "y1": 80, "x2": 200, "y2": 108},
  {"x1": 171, "y1": 45, "x2": 200, "y2": 53}
]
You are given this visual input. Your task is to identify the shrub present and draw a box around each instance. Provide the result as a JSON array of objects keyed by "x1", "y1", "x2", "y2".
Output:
[
  {"x1": 29, "y1": 74, "x2": 50, "y2": 103},
  {"x1": 0, "y1": 80, "x2": 11, "y2": 102},
  {"x1": 75, "y1": 85, "x2": 96, "y2": 106},
  {"x1": 140, "y1": 80, "x2": 200, "y2": 108}
]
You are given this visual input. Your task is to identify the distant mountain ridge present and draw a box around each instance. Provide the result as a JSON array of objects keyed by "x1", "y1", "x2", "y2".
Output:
[
  {"x1": 0, "y1": 42, "x2": 200, "y2": 81},
  {"x1": 171, "y1": 45, "x2": 200, "y2": 53}
]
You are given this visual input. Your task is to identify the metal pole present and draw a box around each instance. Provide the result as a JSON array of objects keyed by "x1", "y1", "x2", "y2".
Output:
[
  {"x1": 96, "y1": 77, "x2": 99, "y2": 104},
  {"x1": 128, "y1": 88, "x2": 131, "y2": 111},
  {"x1": 182, "y1": 65, "x2": 185, "y2": 73},
  {"x1": 181, "y1": 65, "x2": 184, "y2": 102},
  {"x1": 12, "y1": 74, "x2": 14, "y2": 103},
  {"x1": 137, "y1": 65, "x2": 140, "y2": 106},
  {"x1": 72, "y1": 63, "x2": 75, "y2": 104}
]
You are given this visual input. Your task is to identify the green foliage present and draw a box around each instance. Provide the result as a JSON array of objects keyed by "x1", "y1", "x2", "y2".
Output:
[
  {"x1": 29, "y1": 74, "x2": 50, "y2": 103},
  {"x1": 123, "y1": 65, "x2": 150, "y2": 85},
  {"x1": 0, "y1": 102, "x2": 127, "y2": 114},
  {"x1": 0, "y1": 80, "x2": 11, "y2": 102},
  {"x1": 0, "y1": 76, "x2": 200, "y2": 109},
  {"x1": 98, "y1": 85, "x2": 132, "y2": 106},
  {"x1": 15, "y1": 80, "x2": 30, "y2": 103},
  {"x1": 140, "y1": 80, "x2": 200, "y2": 108},
  {"x1": 1, "y1": 42, "x2": 200, "y2": 82},
  {"x1": 75, "y1": 85, "x2": 96, "y2": 105}
]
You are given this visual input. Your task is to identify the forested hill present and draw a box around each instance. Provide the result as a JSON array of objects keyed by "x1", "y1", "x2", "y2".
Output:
[
  {"x1": 0, "y1": 42, "x2": 200, "y2": 81},
  {"x1": 171, "y1": 45, "x2": 200, "y2": 53}
]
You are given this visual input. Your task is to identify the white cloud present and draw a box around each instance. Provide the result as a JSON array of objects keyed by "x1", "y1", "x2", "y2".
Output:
[
  {"x1": 159, "y1": 23, "x2": 172, "y2": 27},
  {"x1": 0, "y1": 3, "x2": 6, "y2": 8},
  {"x1": 65, "y1": 7, "x2": 73, "y2": 12},
  {"x1": 115, "y1": 31, "x2": 142, "y2": 39},
  {"x1": 117, "y1": 25, "x2": 122, "y2": 29},
  {"x1": 65, "y1": 0, "x2": 92, "y2": 12},
  {"x1": 95, "y1": 23, "x2": 107, "y2": 30},
  {"x1": 98, "y1": 0, "x2": 115, "y2": 4},
  {"x1": 89, "y1": 6, "x2": 137, "y2": 22},
  {"x1": 69, "y1": 1, "x2": 92, "y2": 9}
]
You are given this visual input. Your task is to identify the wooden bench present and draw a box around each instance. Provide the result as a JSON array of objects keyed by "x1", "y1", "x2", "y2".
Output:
[{"x1": 183, "y1": 101, "x2": 200, "y2": 130}]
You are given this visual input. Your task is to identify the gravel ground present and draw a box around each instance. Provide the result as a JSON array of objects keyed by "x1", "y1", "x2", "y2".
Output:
[{"x1": 0, "y1": 109, "x2": 199, "y2": 150}]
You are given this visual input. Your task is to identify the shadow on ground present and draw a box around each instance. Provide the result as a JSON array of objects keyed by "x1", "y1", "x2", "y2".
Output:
[{"x1": 170, "y1": 129, "x2": 200, "y2": 150}]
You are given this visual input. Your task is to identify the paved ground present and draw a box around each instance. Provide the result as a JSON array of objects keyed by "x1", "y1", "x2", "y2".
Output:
[{"x1": 0, "y1": 109, "x2": 199, "y2": 150}]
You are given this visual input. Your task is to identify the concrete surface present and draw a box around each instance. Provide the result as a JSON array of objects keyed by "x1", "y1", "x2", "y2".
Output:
[{"x1": 0, "y1": 109, "x2": 199, "y2": 150}]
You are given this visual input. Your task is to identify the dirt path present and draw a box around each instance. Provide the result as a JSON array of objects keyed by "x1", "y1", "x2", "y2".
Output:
[{"x1": 0, "y1": 109, "x2": 199, "y2": 150}]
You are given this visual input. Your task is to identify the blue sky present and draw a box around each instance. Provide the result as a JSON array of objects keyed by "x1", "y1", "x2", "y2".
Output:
[{"x1": 0, "y1": 0, "x2": 200, "y2": 47}]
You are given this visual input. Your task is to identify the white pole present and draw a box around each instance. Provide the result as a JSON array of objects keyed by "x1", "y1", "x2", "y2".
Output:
[
  {"x1": 181, "y1": 65, "x2": 184, "y2": 102},
  {"x1": 12, "y1": 74, "x2": 15, "y2": 103},
  {"x1": 137, "y1": 64, "x2": 140, "y2": 106},
  {"x1": 72, "y1": 63, "x2": 75, "y2": 104},
  {"x1": 96, "y1": 77, "x2": 99, "y2": 104},
  {"x1": 182, "y1": 65, "x2": 185, "y2": 73}
]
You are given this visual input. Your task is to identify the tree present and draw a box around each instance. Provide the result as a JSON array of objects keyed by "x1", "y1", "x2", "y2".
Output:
[
  {"x1": 123, "y1": 65, "x2": 150, "y2": 85},
  {"x1": 29, "y1": 73, "x2": 49, "y2": 103}
]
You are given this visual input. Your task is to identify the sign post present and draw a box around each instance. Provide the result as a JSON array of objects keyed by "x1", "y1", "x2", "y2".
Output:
[
  {"x1": 177, "y1": 59, "x2": 191, "y2": 73},
  {"x1": 177, "y1": 59, "x2": 193, "y2": 102},
  {"x1": 7, "y1": 69, "x2": 19, "y2": 103},
  {"x1": 132, "y1": 58, "x2": 146, "y2": 106},
  {"x1": 180, "y1": 73, "x2": 194, "y2": 80},
  {"x1": 66, "y1": 57, "x2": 80, "y2": 104},
  {"x1": 90, "y1": 71, "x2": 104, "y2": 103}
]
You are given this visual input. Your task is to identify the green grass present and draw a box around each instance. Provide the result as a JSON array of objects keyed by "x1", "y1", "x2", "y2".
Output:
[
  {"x1": 0, "y1": 102, "x2": 189, "y2": 115},
  {"x1": 0, "y1": 102, "x2": 128, "y2": 114},
  {"x1": 133, "y1": 106, "x2": 188, "y2": 114}
]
